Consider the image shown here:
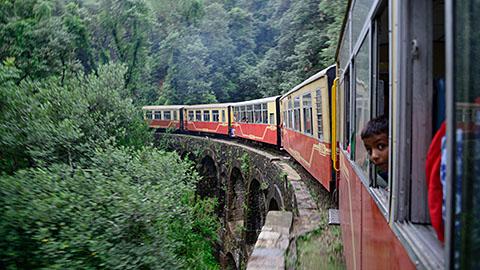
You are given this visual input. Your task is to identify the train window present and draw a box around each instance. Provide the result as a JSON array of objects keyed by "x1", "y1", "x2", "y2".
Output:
[
  {"x1": 353, "y1": 35, "x2": 370, "y2": 175},
  {"x1": 239, "y1": 106, "x2": 245, "y2": 122},
  {"x1": 269, "y1": 113, "x2": 275, "y2": 125},
  {"x1": 195, "y1": 110, "x2": 202, "y2": 121},
  {"x1": 288, "y1": 99, "x2": 293, "y2": 128},
  {"x1": 154, "y1": 111, "x2": 161, "y2": 120},
  {"x1": 293, "y1": 96, "x2": 301, "y2": 131},
  {"x1": 173, "y1": 111, "x2": 177, "y2": 121},
  {"x1": 246, "y1": 105, "x2": 253, "y2": 123},
  {"x1": 351, "y1": 0, "x2": 374, "y2": 48},
  {"x1": 303, "y1": 93, "x2": 313, "y2": 135},
  {"x1": 188, "y1": 111, "x2": 194, "y2": 121},
  {"x1": 146, "y1": 111, "x2": 153, "y2": 120},
  {"x1": 254, "y1": 104, "x2": 262, "y2": 123},
  {"x1": 262, "y1": 103, "x2": 268, "y2": 124},
  {"x1": 343, "y1": 70, "x2": 351, "y2": 150},
  {"x1": 203, "y1": 110, "x2": 210, "y2": 122},
  {"x1": 212, "y1": 110, "x2": 219, "y2": 122},
  {"x1": 370, "y1": 3, "x2": 389, "y2": 190},
  {"x1": 316, "y1": 89, "x2": 324, "y2": 140},
  {"x1": 222, "y1": 110, "x2": 226, "y2": 123},
  {"x1": 164, "y1": 111, "x2": 171, "y2": 120}
]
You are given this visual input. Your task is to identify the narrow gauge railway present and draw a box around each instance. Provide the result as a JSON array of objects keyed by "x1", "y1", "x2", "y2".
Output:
[{"x1": 143, "y1": 0, "x2": 480, "y2": 268}]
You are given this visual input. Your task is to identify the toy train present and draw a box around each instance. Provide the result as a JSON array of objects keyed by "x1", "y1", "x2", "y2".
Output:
[
  {"x1": 143, "y1": 65, "x2": 337, "y2": 192},
  {"x1": 143, "y1": 0, "x2": 480, "y2": 268}
]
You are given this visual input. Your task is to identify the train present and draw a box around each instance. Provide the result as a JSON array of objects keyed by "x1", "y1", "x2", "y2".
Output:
[{"x1": 143, "y1": 0, "x2": 480, "y2": 269}]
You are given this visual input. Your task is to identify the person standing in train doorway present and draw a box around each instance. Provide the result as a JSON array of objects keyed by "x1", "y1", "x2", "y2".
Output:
[{"x1": 360, "y1": 115, "x2": 389, "y2": 183}]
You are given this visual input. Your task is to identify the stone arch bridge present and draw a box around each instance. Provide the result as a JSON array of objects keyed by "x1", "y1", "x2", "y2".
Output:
[{"x1": 155, "y1": 133, "x2": 327, "y2": 269}]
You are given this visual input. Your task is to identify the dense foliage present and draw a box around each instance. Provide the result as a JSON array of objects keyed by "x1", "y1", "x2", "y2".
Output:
[
  {"x1": 0, "y1": 147, "x2": 219, "y2": 269},
  {"x1": 0, "y1": 0, "x2": 347, "y2": 105}
]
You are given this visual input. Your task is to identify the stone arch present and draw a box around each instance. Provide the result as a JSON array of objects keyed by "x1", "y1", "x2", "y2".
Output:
[
  {"x1": 245, "y1": 178, "x2": 266, "y2": 245},
  {"x1": 268, "y1": 198, "x2": 280, "y2": 211},
  {"x1": 227, "y1": 167, "x2": 245, "y2": 237},
  {"x1": 266, "y1": 184, "x2": 285, "y2": 211},
  {"x1": 197, "y1": 155, "x2": 218, "y2": 199},
  {"x1": 225, "y1": 252, "x2": 237, "y2": 270}
]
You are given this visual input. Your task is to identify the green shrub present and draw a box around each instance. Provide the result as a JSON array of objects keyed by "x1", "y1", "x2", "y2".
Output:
[{"x1": 0, "y1": 146, "x2": 219, "y2": 269}]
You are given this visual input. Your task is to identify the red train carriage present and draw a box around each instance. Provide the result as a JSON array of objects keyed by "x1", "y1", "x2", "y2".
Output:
[
  {"x1": 334, "y1": 0, "x2": 480, "y2": 268},
  {"x1": 231, "y1": 96, "x2": 281, "y2": 146},
  {"x1": 184, "y1": 103, "x2": 231, "y2": 136},
  {"x1": 280, "y1": 65, "x2": 336, "y2": 191},
  {"x1": 142, "y1": 105, "x2": 183, "y2": 130}
]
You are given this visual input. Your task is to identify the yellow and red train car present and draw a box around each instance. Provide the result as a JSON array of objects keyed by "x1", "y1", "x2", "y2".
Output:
[
  {"x1": 184, "y1": 103, "x2": 231, "y2": 136},
  {"x1": 142, "y1": 105, "x2": 183, "y2": 130},
  {"x1": 231, "y1": 96, "x2": 281, "y2": 146},
  {"x1": 280, "y1": 66, "x2": 336, "y2": 191}
]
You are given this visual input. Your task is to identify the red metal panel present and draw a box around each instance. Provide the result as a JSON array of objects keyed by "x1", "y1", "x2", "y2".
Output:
[
  {"x1": 281, "y1": 128, "x2": 332, "y2": 190},
  {"x1": 231, "y1": 122, "x2": 278, "y2": 145},
  {"x1": 148, "y1": 120, "x2": 180, "y2": 129},
  {"x1": 361, "y1": 188, "x2": 415, "y2": 270},
  {"x1": 185, "y1": 121, "x2": 229, "y2": 135},
  {"x1": 339, "y1": 152, "x2": 362, "y2": 270},
  {"x1": 339, "y1": 151, "x2": 416, "y2": 270}
]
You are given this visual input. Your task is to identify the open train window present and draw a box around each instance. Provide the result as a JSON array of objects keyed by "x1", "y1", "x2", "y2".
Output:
[
  {"x1": 370, "y1": 2, "x2": 389, "y2": 190},
  {"x1": 254, "y1": 104, "x2": 261, "y2": 123},
  {"x1": 146, "y1": 111, "x2": 153, "y2": 120},
  {"x1": 195, "y1": 110, "x2": 202, "y2": 121},
  {"x1": 353, "y1": 35, "x2": 370, "y2": 175},
  {"x1": 288, "y1": 99, "x2": 293, "y2": 128},
  {"x1": 222, "y1": 110, "x2": 226, "y2": 123},
  {"x1": 154, "y1": 111, "x2": 161, "y2": 120},
  {"x1": 293, "y1": 96, "x2": 301, "y2": 131},
  {"x1": 315, "y1": 89, "x2": 324, "y2": 140},
  {"x1": 212, "y1": 110, "x2": 219, "y2": 122},
  {"x1": 246, "y1": 105, "x2": 253, "y2": 123},
  {"x1": 203, "y1": 110, "x2": 210, "y2": 122},
  {"x1": 173, "y1": 111, "x2": 177, "y2": 121},
  {"x1": 188, "y1": 111, "x2": 194, "y2": 121},
  {"x1": 303, "y1": 93, "x2": 313, "y2": 135},
  {"x1": 262, "y1": 103, "x2": 268, "y2": 124},
  {"x1": 164, "y1": 111, "x2": 171, "y2": 120}
]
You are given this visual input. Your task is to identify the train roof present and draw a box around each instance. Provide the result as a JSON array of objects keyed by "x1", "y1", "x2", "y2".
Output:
[
  {"x1": 142, "y1": 105, "x2": 184, "y2": 110},
  {"x1": 185, "y1": 103, "x2": 232, "y2": 109},
  {"x1": 231, "y1": 96, "x2": 280, "y2": 107},
  {"x1": 281, "y1": 65, "x2": 336, "y2": 99}
]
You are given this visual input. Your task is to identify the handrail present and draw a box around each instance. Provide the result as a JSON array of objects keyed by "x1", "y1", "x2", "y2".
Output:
[{"x1": 331, "y1": 77, "x2": 340, "y2": 171}]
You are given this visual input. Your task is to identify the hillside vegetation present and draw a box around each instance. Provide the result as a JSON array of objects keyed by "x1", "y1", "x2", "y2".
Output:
[{"x1": 0, "y1": 0, "x2": 346, "y2": 268}]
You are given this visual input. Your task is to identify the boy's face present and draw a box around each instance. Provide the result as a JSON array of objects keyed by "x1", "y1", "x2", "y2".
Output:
[{"x1": 363, "y1": 133, "x2": 389, "y2": 172}]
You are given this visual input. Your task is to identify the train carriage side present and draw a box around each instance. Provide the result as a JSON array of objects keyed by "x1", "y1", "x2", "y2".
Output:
[
  {"x1": 331, "y1": 0, "x2": 480, "y2": 268},
  {"x1": 142, "y1": 105, "x2": 183, "y2": 130},
  {"x1": 184, "y1": 103, "x2": 230, "y2": 135},
  {"x1": 280, "y1": 65, "x2": 336, "y2": 191},
  {"x1": 231, "y1": 96, "x2": 280, "y2": 146}
]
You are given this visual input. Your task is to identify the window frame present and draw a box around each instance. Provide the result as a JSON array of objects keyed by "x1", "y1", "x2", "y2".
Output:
[
  {"x1": 303, "y1": 93, "x2": 313, "y2": 135},
  {"x1": 154, "y1": 111, "x2": 161, "y2": 120},
  {"x1": 195, "y1": 110, "x2": 202, "y2": 121},
  {"x1": 212, "y1": 110, "x2": 219, "y2": 122},
  {"x1": 203, "y1": 110, "x2": 210, "y2": 122},
  {"x1": 293, "y1": 96, "x2": 301, "y2": 131},
  {"x1": 164, "y1": 111, "x2": 171, "y2": 120}
]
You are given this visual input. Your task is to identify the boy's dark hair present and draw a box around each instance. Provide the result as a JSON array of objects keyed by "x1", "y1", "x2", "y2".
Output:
[{"x1": 361, "y1": 115, "x2": 388, "y2": 140}]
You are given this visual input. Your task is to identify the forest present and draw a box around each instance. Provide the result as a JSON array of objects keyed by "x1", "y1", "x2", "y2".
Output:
[{"x1": 0, "y1": 0, "x2": 346, "y2": 268}]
